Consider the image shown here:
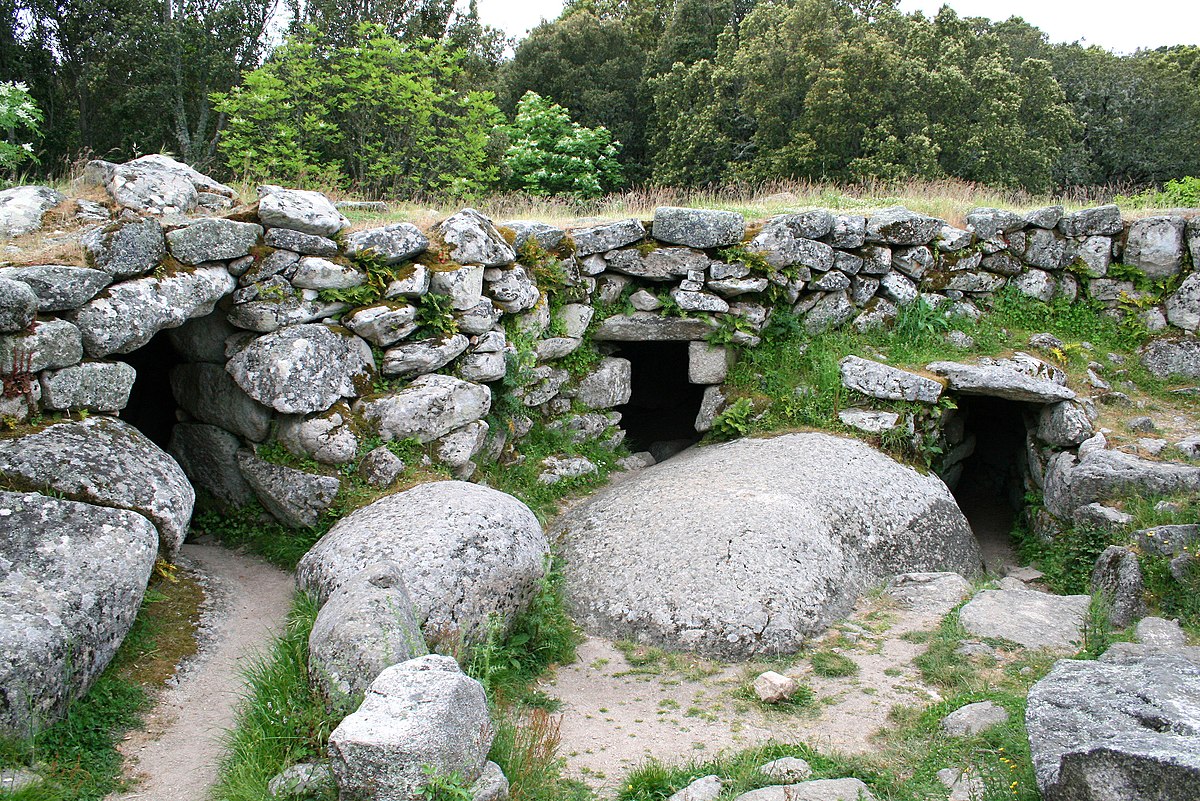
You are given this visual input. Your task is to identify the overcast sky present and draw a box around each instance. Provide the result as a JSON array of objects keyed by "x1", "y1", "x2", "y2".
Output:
[{"x1": 474, "y1": 0, "x2": 1200, "y2": 54}]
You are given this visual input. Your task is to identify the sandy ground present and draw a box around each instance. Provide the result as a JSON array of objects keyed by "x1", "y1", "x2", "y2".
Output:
[
  {"x1": 108, "y1": 543, "x2": 294, "y2": 801},
  {"x1": 539, "y1": 593, "x2": 953, "y2": 797}
]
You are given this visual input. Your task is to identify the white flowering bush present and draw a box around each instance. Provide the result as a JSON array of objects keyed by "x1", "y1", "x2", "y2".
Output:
[
  {"x1": 504, "y1": 91, "x2": 623, "y2": 199},
  {"x1": 0, "y1": 82, "x2": 43, "y2": 174}
]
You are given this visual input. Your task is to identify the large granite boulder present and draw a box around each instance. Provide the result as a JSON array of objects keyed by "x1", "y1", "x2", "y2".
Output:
[
  {"x1": 571, "y1": 219, "x2": 645, "y2": 256},
  {"x1": 556, "y1": 433, "x2": 982, "y2": 658},
  {"x1": 865, "y1": 207, "x2": 940, "y2": 245},
  {"x1": 1140, "y1": 336, "x2": 1200, "y2": 379},
  {"x1": 226, "y1": 323, "x2": 373, "y2": 414},
  {"x1": 1124, "y1": 215, "x2": 1187, "y2": 279},
  {"x1": 0, "y1": 276, "x2": 37, "y2": 333},
  {"x1": 237, "y1": 450, "x2": 340, "y2": 528},
  {"x1": 840, "y1": 355, "x2": 943, "y2": 403},
  {"x1": 93, "y1": 154, "x2": 235, "y2": 215},
  {"x1": 165, "y1": 218, "x2": 262, "y2": 265},
  {"x1": 308, "y1": 562, "x2": 428, "y2": 705},
  {"x1": 296, "y1": 481, "x2": 548, "y2": 642},
  {"x1": 435, "y1": 209, "x2": 515, "y2": 267},
  {"x1": 327, "y1": 655, "x2": 493, "y2": 801},
  {"x1": 0, "y1": 490, "x2": 157, "y2": 736},
  {"x1": 69, "y1": 265, "x2": 235, "y2": 356},
  {"x1": 170, "y1": 362, "x2": 272, "y2": 442},
  {"x1": 1026, "y1": 648, "x2": 1200, "y2": 801},
  {"x1": 0, "y1": 417, "x2": 194, "y2": 555},
  {"x1": 38, "y1": 361, "x2": 136, "y2": 412},
  {"x1": 345, "y1": 223, "x2": 428, "y2": 265},
  {"x1": 0, "y1": 309, "x2": 78, "y2": 371},
  {"x1": 0, "y1": 186, "x2": 64, "y2": 238}
]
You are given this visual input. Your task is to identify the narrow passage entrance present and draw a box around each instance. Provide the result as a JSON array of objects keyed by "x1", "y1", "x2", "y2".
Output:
[
  {"x1": 114, "y1": 330, "x2": 186, "y2": 449},
  {"x1": 947, "y1": 396, "x2": 1033, "y2": 573},
  {"x1": 611, "y1": 341, "x2": 705, "y2": 461}
]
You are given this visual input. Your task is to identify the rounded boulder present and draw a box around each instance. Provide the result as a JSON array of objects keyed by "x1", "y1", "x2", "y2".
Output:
[
  {"x1": 555, "y1": 433, "x2": 982, "y2": 658},
  {"x1": 296, "y1": 481, "x2": 548, "y2": 643}
]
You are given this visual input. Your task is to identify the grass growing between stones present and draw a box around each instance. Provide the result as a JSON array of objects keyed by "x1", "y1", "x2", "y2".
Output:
[
  {"x1": 0, "y1": 568, "x2": 204, "y2": 800},
  {"x1": 808, "y1": 651, "x2": 860, "y2": 679},
  {"x1": 212, "y1": 593, "x2": 339, "y2": 801}
]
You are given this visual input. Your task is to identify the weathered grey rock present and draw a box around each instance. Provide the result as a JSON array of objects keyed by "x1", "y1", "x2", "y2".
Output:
[
  {"x1": 70, "y1": 265, "x2": 234, "y2": 356},
  {"x1": 486, "y1": 266, "x2": 540, "y2": 313},
  {"x1": 838, "y1": 408, "x2": 900, "y2": 434},
  {"x1": 892, "y1": 245, "x2": 935, "y2": 279},
  {"x1": 1024, "y1": 228, "x2": 1076, "y2": 270},
  {"x1": 1057, "y1": 205, "x2": 1122, "y2": 237},
  {"x1": 945, "y1": 270, "x2": 1006, "y2": 294},
  {"x1": 840, "y1": 355, "x2": 943, "y2": 403},
  {"x1": 671, "y1": 288, "x2": 729, "y2": 313},
  {"x1": 0, "y1": 318, "x2": 81, "y2": 373},
  {"x1": 937, "y1": 225, "x2": 973, "y2": 252},
  {"x1": 1026, "y1": 648, "x2": 1200, "y2": 801},
  {"x1": 1026, "y1": 205, "x2": 1064, "y2": 229},
  {"x1": 436, "y1": 209, "x2": 515, "y2": 266},
  {"x1": 803, "y1": 291, "x2": 854, "y2": 333},
  {"x1": 758, "y1": 758, "x2": 813, "y2": 783},
  {"x1": 0, "y1": 265, "x2": 110, "y2": 312},
  {"x1": 0, "y1": 417, "x2": 193, "y2": 554},
  {"x1": 459, "y1": 349, "x2": 507, "y2": 383},
  {"x1": 753, "y1": 671, "x2": 798, "y2": 703},
  {"x1": 267, "y1": 762, "x2": 336, "y2": 799},
  {"x1": 0, "y1": 276, "x2": 38, "y2": 333},
  {"x1": 309, "y1": 563, "x2": 429, "y2": 704},
  {"x1": 967, "y1": 208, "x2": 1024, "y2": 240},
  {"x1": 958, "y1": 589, "x2": 1089, "y2": 650},
  {"x1": 502, "y1": 220, "x2": 565, "y2": 251},
  {"x1": 885, "y1": 572, "x2": 972, "y2": 615},
  {"x1": 339, "y1": 302, "x2": 415, "y2": 348},
  {"x1": 538, "y1": 455, "x2": 598, "y2": 485},
  {"x1": 940, "y1": 701, "x2": 1010, "y2": 736},
  {"x1": 359, "y1": 446, "x2": 406, "y2": 489},
  {"x1": 327, "y1": 655, "x2": 493, "y2": 801},
  {"x1": 1167, "y1": 273, "x2": 1200, "y2": 332},
  {"x1": 694, "y1": 385, "x2": 725, "y2": 433},
  {"x1": 346, "y1": 223, "x2": 429, "y2": 265},
  {"x1": 264, "y1": 227, "x2": 339, "y2": 257},
  {"x1": 709, "y1": 277, "x2": 768, "y2": 297},
  {"x1": 38, "y1": 361, "x2": 135, "y2": 411},
  {"x1": 1014, "y1": 269, "x2": 1056, "y2": 303},
  {"x1": 1091, "y1": 546, "x2": 1145, "y2": 628},
  {"x1": 516, "y1": 365, "x2": 568, "y2": 407},
  {"x1": 1134, "y1": 524, "x2": 1198, "y2": 557},
  {"x1": 356, "y1": 374, "x2": 490, "y2": 444},
  {"x1": 1136, "y1": 617, "x2": 1187, "y2": 648},
  {"x1": 164, "y1": 309, "x2": 236, "y2": 363},
  {"x1": 237, "y1": 449, "x2": 340, "y2": 528},
  {"x1": 592, "y1": 312, "x2": 717, "y2": 341},
  {"x1": 574, "y1": 357, "x2": 632, "y2": 409},
  {"x1": 1140, "y1": 336, "x2": 1200, "y2": 379},
  {"x1": 237, "y1": 248, "x2": 299, "y2": 287},
  {"x1": 100, "y1": 155, "x2": 234, "y2": 214},
  {"x1": 557, "y1": 433, "x2": 980, "y2": 658},
  {"x1": 82, "y1": 217, "x2": 166, "y2": 279},
  {"x1": 928, "y1": 354, "x2": 1074, "y2": 403},
  {"x1": 166, "y1": 218, "x2": 262, "y2": 265},
  {"x1": 1038, "y1": 401, "x2": 1094, "y2": 447},
  {"x1": 828, "y1": 214, "x2": 866, "y2": 248},
  {"x1": 688, "y1": 342, "x2": 730, "y2": 385},
  {"x1": 809, "y1": 270, "x2": 851, "y2": 292},
  {"x1": 750, "y1": 222, "x2": 834, "y2": 272},
  {"x1": 653, "y1": 207, "x2": 744, "y2": 248},
  {"x1": 385, "y1": 263, "x2": 430, "y2": 299},
  {"x1": 471, "y1": 761, "x2": 509, "y2": 801},
  {"x1": 297, "y1": 481, "x2": 547, "y2": 641},
  {"x1": 430, "y1": 265, "x2": 485, "y2": 311},
  {"x1": 225, "y1": 281, "x2": 348, "y2": 334},
  {"x1": 168, "y1": 423, "x2": 255, "y2": 507},
  {"x1": 381, "y1": 333, "x2": 470, "y2": 379},
  {"x1": 277, "y1": 404, "x2": 360, "y2": 465},
  {"x1": 1125, "y1": 215, "x2": 1187, "y2": 278},
  {"x1": 227, "y1": 324, "x2": 373, "y2": 414},
  {"x1": 865, "y1": 206, "x2": 939, "y2": 245},
  {"x1": 1076, "y1": 236, "x2": 1112, "y2": 278},
  {"x1": 435, "y1": 421, "x2": 488, "y2": 475},
  {"x1": 258, "y1": 188, "x2": 348, "y2": 237},
  {"x1": 0, "y1": 186, "x2": 64, "y2": 238},
  {"x1": 1045, "y1": 448, "x2": 1200, "y2": 519},
  {"x1": 291, "y1": 257, "x2": 365, "y2": 291},
  {"x1": 455, "y1": 298, "x2": 501, "y2": 335},
  {"x1": 0, "y1": 491, "x2": 157, "y2": 737},
  {"x1": 667, "y1": 774, "x2": 723, "y2": 801},
  {"x1": 878, "y1": 271, "x2": 918, "y2": 305},
  {"x1": 734, "y1": 778, "x2": 877, "y2": 801},
  {"x1": 572, "y1": 219, "x2": 645, "y2": 256},
  {"x1": 171, "y1": 362, "x2": 271, "y2": 442}
]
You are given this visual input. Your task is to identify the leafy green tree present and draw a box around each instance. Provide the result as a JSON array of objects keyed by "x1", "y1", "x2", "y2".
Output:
[
  {"x1": 0, "y1": 80, "x2": 42, "y2": 175},
  {"x1": 213, "y1": 25, "x2": 501, "y2": 196},
  {"x1": 504, "y1": 91, "x2": 623, "y2": 198},
  {"x1": 503, "y1": 11, "x2": 647, "y2": 182},
  {"x1": 285, "y1": 0, "x2": 457, "y2": 45}
]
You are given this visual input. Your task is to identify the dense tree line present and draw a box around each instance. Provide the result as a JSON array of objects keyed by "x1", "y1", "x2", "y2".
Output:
[{"x1": 1, "y1": 0, "x2": 1198, "y2": 194}]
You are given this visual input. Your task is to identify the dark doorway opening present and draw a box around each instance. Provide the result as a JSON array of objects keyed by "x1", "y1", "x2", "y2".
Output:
[
  {"x1": 948, "y1": 395, "x2": 1033, "y2": 573},
  {"x1": 612, "y1": 341, "x2": 706, "y2": 460},
  {"x1": 114, "y1": 331, "x2": 185, "y2": 449}
]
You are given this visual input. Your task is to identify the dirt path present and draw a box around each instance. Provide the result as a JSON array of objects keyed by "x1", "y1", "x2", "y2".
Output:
[
  {"x1": 539, "y1": 594, "x2": 950, "y2": 796},
  {"x1": 109, "y1": 543, "x2": 294, "y2": 801}
]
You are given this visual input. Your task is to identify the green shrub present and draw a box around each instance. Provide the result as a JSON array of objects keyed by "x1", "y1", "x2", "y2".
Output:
[
  {"x1": 504, "y1": 91, "x2": 624, "y2": 199},
  {"x1": 0, "y1": 81, "x2": 42, "y2": 176}
]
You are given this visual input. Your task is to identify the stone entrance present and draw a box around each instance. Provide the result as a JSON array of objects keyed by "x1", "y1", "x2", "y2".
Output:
[{"x1": 610, "y1": 340, "x2": 706, "y2": 458}]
